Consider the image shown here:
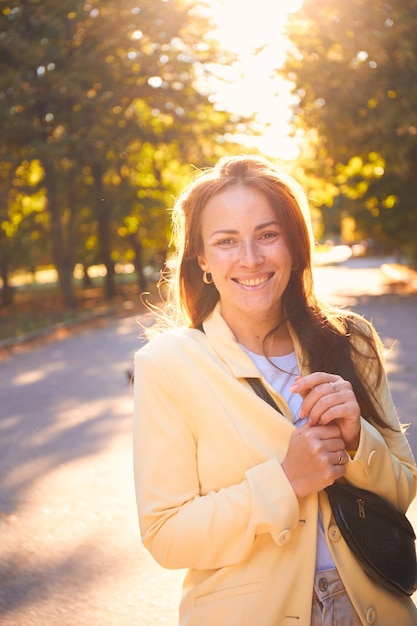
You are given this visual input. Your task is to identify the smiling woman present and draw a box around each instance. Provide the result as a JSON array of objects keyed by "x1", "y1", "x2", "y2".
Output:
[
  {"x1": 196, "y1": 185, "x2": 293, "y2": 351},
  {"x1": 207, "y1": 0, "x2": 304, "y2": 160},
  {"x1": 133, "y1": 154, "x2": 417, "y2": 626}
]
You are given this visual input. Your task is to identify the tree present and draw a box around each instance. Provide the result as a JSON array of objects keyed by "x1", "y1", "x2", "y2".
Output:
[
  {"x1": 0, "y1": 157, "x2": 47, "y2": 307},
  {"x1": 0, "y1": 0, "x2": 252, "y2": 306},
  {"x1": 282, "y1": 0, "x2": 417, "y2": 261}
]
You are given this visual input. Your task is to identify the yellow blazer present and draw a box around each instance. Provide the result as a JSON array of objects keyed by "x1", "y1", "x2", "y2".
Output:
[{"x1": 133, "y1": 305, "x2": 417, "y2": 625}]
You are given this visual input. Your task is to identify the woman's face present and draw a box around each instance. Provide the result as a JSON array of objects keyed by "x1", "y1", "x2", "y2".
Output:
[{"x1": 197, "y1": 184, "x2": 293, "y2": 330}]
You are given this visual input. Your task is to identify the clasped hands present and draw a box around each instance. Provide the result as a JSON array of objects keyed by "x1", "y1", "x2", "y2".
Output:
[{"x1": 281, "y1": 372, "x2": 361, "y2": 499}]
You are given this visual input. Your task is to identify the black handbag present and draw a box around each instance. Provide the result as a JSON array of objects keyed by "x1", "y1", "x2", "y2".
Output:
[
  {"x1": 325, "y1": 481, "x2": 417, "y2": 596},
  {"x1": 246, "y1": 377, "x2": 417, "y2": 596}
]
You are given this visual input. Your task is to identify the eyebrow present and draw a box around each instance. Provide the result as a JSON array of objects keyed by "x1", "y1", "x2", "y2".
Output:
[{"x1": 209, "y1": 220, "x2": 279, "y2": 237}]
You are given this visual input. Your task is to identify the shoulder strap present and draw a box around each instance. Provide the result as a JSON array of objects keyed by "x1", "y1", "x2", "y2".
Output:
[
  {"x1": 198, "y1": 323, "x2": 283, "y2": 416},
  {"x1": 246, "y1": 377, "x2": 283, "y2": 415}
]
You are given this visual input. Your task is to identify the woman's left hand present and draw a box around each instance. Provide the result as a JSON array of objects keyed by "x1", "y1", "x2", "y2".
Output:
[{"x1": 290, "y1": 372, "x2": 361, "y2": 450}]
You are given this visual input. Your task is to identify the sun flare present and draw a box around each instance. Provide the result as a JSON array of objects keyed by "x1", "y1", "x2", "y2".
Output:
[{"x1": 207, "y1": 0, "x2": 303, "y2": 161}]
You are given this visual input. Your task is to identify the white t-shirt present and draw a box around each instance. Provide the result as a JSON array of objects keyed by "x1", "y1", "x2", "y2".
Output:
[{"x1": 240, "y1": 346, "x2": 335, "y2": 572}]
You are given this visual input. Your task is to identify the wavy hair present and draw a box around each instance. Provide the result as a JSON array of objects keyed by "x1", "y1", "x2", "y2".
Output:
[
  {"x1": 172, "y1": 155, "x2": 315, "y2": 326},
  {"x1": 157, "y1": 155, "x2": 390, "y2": 430}
]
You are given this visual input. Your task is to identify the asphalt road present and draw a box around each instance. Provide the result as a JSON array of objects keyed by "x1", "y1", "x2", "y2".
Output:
[{"x1": 0, "y1": 258, "x2": 416, "y2": 625}]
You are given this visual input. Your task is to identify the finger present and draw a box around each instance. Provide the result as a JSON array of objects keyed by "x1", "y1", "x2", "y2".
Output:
[
  {"x1": 309, "y1": 387, "x2": 360, "y2": 427},
  {"x1": 298, "y1": 422, "x2": 343, "y2": 441},
  {"x1": 291, "y1": 374, "x2": 342, "y2": 419},
  {"x1": 306, "y1": 393, "x2": 349, "y2": 426},
  {"x1": 301, "y1": 381, "x2": 354, "y2": 425},
  {"x1": 332, "y1": 450, "x2": 348, "y2": 466},
  {"x1": 300, "y1": 390, "x2": 341, "y2": 425},
  {"x1": 290, "y1": 372, "x2": 342, "y2": 395}
]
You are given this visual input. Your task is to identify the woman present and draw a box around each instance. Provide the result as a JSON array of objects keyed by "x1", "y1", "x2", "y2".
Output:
[{"x1": 133, "y1": 155, "x2": 417, "y2": 625}]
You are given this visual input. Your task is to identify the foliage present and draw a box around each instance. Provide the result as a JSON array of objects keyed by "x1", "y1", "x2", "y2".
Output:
[
  {"x1": 283, "y1": 0, "x2": 417, "y2": 262},
  {"x1": 0, "y1": 0, "x2": 252, "y2": 306}
]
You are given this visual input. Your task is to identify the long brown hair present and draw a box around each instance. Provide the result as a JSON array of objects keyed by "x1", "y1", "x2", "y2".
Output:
[{"x1": 163, "y1": 155, "x2": 390, "y2": 430}]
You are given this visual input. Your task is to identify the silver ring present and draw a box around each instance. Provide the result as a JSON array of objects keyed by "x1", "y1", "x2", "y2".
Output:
[{"x1": 329, "y1": 381, "x2": 337, "y2": 393}]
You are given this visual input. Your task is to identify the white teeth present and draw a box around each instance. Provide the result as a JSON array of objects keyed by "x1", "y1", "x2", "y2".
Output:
[{"x1": 237, "y1": 275, "x2": 270, "y2": 287}]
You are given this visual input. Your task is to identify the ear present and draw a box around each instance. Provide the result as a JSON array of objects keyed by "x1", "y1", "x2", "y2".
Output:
[{"x1": 197, "y1": 253, "x2": 208, "y2": 272}]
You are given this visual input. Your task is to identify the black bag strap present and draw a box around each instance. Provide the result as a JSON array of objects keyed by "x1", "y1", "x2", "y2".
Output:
[
  {"x1": 198, "y1": 324, "x2": 284, "y2": 416},
  {"x1": 246, "y1": 377, "x2": 284, "y2": 416}
]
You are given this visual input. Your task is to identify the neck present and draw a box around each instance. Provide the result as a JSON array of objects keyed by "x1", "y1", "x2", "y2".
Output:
[{"x1": 226, "y1": 315, "x2": 293, "y2": 356}]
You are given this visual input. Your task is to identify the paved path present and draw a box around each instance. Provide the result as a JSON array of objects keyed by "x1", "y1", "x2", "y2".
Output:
[
  {"x1": 0, "y1": 258, "x2": 416, "y2": 624},
  {"x1": 0, "y1": 313, "x2": 184, "y2": 625}
]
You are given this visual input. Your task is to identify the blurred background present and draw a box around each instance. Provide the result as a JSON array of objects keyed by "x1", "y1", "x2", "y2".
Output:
[
  {"x1": 1, "y1": 2, "x2": 417, "y2": 624},
  {"x1": 1, "y1": 0, "x2": 416, "y2": 342}
]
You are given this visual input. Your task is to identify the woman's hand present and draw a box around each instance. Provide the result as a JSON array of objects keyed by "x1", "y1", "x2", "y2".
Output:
[
  {"x1": 281, "y1": 422, "x2": 348, "y2": 498},
  {"x1": 290, "y1": 372, "x2": 361, "y2": 450}
]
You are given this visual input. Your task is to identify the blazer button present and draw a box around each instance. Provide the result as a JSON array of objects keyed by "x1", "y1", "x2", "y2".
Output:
[
  {"x1": 366, "y1": 606, "x2": 376, "y2": 624},
  {"x1": 328, "y1": 525, "x2": 342, "y2": 542},
  {"x1": 277, "y1": 530, "x2": 292, "y2": 545},
  {"x1": 367, "y1": 450, "x2": 376, "y2": 466}
]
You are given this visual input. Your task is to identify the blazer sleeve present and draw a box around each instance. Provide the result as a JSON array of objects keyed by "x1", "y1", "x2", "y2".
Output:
[
  {"x1": 344, "y1": 319, "x2": 417, "y2": 512},
  {"x1": 133, "y1": 346, "x2": 300, "y2": 570}
]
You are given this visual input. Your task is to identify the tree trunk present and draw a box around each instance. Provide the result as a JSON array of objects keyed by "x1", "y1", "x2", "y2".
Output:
[
  {"x1": 405, "y1": 145, "x2": 417, "y2": 266},
  {"x1": 93, "y1": 165, "x2": 116, "y2": 299},
  {"x1": 43, "y1": 158, "x2": 76, "y2": 308},
  {"x1": 62, "y1": 167, "x2": 77, "y2": 303},
  {"x1": 0, "y1": 246, "x2": 13, "y2": 307},
  {"x1": 98, "y1": 205, "x2": 116, "y2": 299},
  {"x1": 82, "y1": 264, "x2": 93, "y2": 287},
  {"x1": 130, "y1": 234, "x2": 147, "y2": 292}
]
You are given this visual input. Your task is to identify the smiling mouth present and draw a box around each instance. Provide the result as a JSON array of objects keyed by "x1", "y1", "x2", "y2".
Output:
[{"x1": 234, "y1": 273, "x2": 273, "y2": 287}]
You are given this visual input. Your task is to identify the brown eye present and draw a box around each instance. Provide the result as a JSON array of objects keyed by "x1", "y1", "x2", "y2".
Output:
[
  {"x1": 216, "y1": 238, "x2": 236, "y2": 246},
  {"x1": 260, "y1": 231, "x2": 280, "y2": 240}
]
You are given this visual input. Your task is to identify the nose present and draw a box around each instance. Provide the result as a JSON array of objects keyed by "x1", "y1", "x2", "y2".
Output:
[{"x1": 240, "y1": 240, "x2": 263, "y2": 267}]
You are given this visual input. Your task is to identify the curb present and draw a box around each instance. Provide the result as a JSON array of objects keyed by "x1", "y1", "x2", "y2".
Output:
[
  {"x1": 381, "y1": 263, "x2": 417, "y2": 291},
  {"x1": 0, "y1": 309, "x2": 119, "y2": 354}
]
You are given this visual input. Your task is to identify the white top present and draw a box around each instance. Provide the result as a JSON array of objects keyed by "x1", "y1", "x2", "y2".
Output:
[{"x1": 240, "y1": 346, "x2": 335, "y2": 572}]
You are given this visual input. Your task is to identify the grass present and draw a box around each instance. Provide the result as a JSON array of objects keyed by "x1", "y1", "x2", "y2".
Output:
[{"x1": 0, "y1": 273, "x2": 157, "y2": 345}]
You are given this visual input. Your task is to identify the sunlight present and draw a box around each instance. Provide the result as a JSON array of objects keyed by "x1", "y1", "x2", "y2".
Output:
[
  {"x1": 211, "y1": 0, "x2": 302, "y2": 55},
  {"x1": 207, "y1": 0, "x2": 303, "y2": 161}
]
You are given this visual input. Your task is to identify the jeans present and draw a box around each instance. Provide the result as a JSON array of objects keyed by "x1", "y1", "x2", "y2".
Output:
[{"x1": 311, "y1": 568, "x2": 362, "y2": 626}]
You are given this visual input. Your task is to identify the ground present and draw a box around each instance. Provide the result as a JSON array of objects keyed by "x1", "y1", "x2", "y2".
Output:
[{"x1": 0, "y1": 279, "x2": 155, "y2": 349}]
